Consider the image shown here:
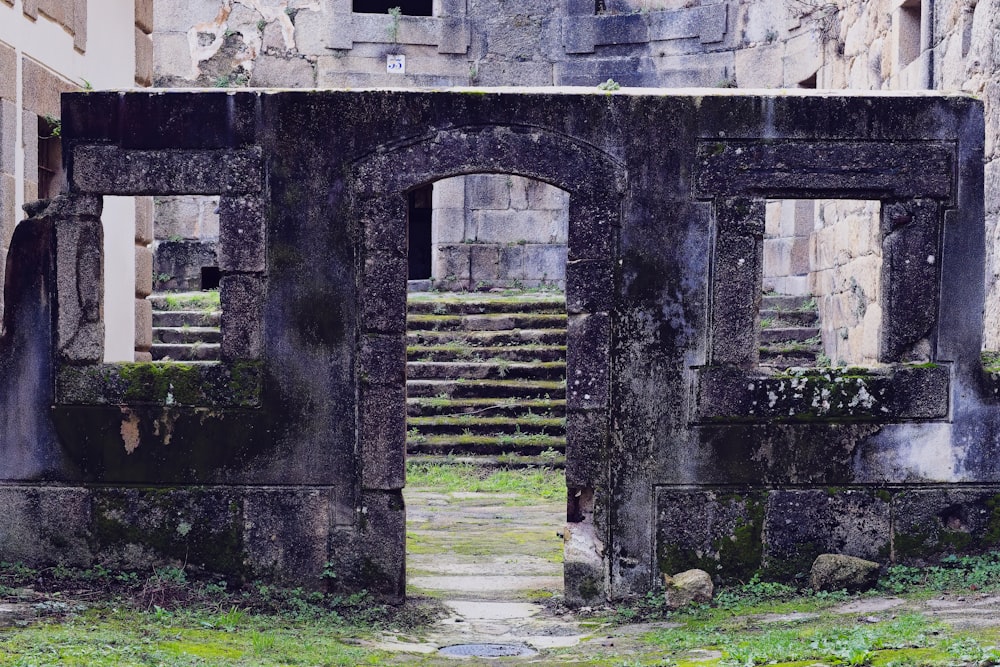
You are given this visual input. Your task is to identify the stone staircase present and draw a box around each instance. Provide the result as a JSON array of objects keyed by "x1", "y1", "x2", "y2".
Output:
[
  {"x1": 759, "y1": 294, "x2": 822, "y2": 368},
  {"x1": 149, "y1": 292, "x2": 222, "y2": 362},
  {"x1": 406, "y1": 291, "x2": 567, "y2": 467}
]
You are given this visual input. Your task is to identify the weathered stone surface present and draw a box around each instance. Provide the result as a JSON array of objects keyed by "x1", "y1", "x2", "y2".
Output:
[
  {"x1": 656, "y1": 490, "x2": 767, "y2": 581},
  {"x1": 71, "y1": 146, "x2": 263, "y2": 196},
  {"x1": 16, "y1": 89, "x2": 983, "y2": 604},
  {"x1": 763, "y1": 490, "x2": 890, "y2": 580},
  {"x1": 697, "y1": 141, "x2": 954, "y2": 200},
  {"x1": 564, "y1": 519, "x2": 605, "y2": 606},
  {"x1": 663, "y1": 569, "x2": 714, "y2": 609},
  {"x1": 809, "y1": 554, "x2": 880, "y2": 592}
]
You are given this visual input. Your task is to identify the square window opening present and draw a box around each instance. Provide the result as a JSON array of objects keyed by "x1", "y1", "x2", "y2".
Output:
[{"x1": 761, "y1": 199, "x2": 883, "y2": 370}]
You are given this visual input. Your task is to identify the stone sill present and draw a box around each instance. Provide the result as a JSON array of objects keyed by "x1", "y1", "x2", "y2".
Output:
[
  {"x1": 55, "y1": 361, "x2": 262, "y2": 408},
  {"x1": 694, "y1": 363, "x2": 950, "y2": 423}
]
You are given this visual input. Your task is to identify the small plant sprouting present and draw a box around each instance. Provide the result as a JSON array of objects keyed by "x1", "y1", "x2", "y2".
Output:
[
  {"x1": 597, "y1": 78, "x2": 621, "y2": 91},
  {"x1": 41, "y1": 115, "x2": 61, "y2": 139},
  {"x1": 387, "y1": 6, "x2": 402, "y2": 44}
]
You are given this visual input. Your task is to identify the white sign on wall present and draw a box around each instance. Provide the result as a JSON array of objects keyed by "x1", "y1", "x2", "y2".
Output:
[{"x1": 387, "y1": 54, "x2": 405, "y2": 74}]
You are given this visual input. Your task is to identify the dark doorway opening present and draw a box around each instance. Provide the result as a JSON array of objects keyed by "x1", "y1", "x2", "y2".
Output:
[
  {"x1": 352, "y1": 0, "x2": 432, "y2": 15},
  {"x1": 201, "y1": 266, "x2": 221, "y2": 290},
  {"x1": 408, "y1": 184, "x2": 433, "y2": 280}
]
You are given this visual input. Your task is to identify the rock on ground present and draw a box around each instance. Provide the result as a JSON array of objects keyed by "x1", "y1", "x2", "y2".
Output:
[
  {"x1": 663, "y1": 569, "x2": 714, "y2": 609},
  {"x1": 810, "y1": 553, "x2": 881, "y2": 592}
]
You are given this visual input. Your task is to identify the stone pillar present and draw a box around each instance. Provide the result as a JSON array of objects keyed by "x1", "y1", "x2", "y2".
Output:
[{"x1": 134, "y1": 197, "x2": 153, "y2": 361}]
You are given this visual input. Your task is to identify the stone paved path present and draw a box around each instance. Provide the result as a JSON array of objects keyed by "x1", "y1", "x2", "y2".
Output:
[
  {"x1": 387, "y1": 488, "x2": 589, "y2": 658},
  {"x1": 371, "y1": 485, "x2": 1000, "y2": 664}
]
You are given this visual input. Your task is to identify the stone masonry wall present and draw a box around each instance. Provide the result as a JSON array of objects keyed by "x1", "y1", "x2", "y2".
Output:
[
  {"x1": 432, "y1": 175, "x2": 569, "y2": 290},
  {"x1": 802, "y1": 0, "x2": 1000, "y2": 350}
]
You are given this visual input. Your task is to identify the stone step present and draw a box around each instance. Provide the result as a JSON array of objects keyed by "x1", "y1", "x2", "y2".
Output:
[
  {"x1": 407, "y1": 312, "x2": 567, "y2": 332},
  {"x1": 760, "y1": 309, "x2": 818, "y2": 327},
  {"x1": 408, "y1": 416, "x2": 564, "y2": 436},
  {"x1": 150, "y1": 342, "x2": 221, "y2": 362},
  {"x1": 407, "y1": 361, "x2": 565, "y2": 382},
  {"x1": 152, "y1": 326, "x2": 222, "y2": 345},
  {"x1": 148, "y1": 291, "x2": 221, "y2": 311},
  {"x1": 407, "y1": 379, "x2": 564, "y2": 400},
  {"x1": 406, "y1": 453, "x2": 565, "y2": 469},
  {"x1": 407, "y1": 294, "x2": 566, "y2": 316},
  {"x1": 406, "y1": 397, "x2": 566, "y2": 418},
  {"x1": 407, "y1": 344, "x2": 566, "y2": 363},
  {"x1": 761, "y1": 294, "x2": 816, "y2": 312},
  {"x1": 407, "y1": 328, "x2": 566, "y2": 347},
  {"x1": 407, "y1": 434, "x2": 565, "y2": 457},
  {"x1": 152, "y1": 310, "x2": 221, "y2": 328},
  {"x1": 759, "y1": 327, "x2": 820, "y2": 344}
]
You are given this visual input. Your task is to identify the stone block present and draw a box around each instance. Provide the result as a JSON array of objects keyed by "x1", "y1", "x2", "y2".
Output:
[
  {"x1": 697, "y1": 140, "x2": 953, "y2": 200},
  {"x1": 243, "y1": 488, "x2": 339, "y2": 587},
  {"x1": 0, "y1": 173, "x2": 14, "y2": 246},
  {"x1": 22, "y1": 0, "x2": 37, "y2": 18},
  {"x1": 73, "y1": 0, "x2": 87, "y2": 51},
  {"x1": 567, "y1": 200, "x2": 613, "y2": 261},
  {"x1": 432, "y1": 243, "x2": 471, "y2": 288},
  {"x1": 359, "y1": 193, "x2": 407, "y2": 254},
  {"x1": 22, "y1": 57, "x2": 77, "y2": 117},
  {"x1": 892, "y1": 488, "x2": 1000, "y2": 562},
  {"x1": 152, "y1": 196, "x2": 202, "y2": 239},
  {"x1": 656, "y1": 489, "x2": 767, "y2": 581},
  {"x1": 134, "y1": 245, "x2": 153, "y2": 298},
  {"x1": 431, "y1": 175, "x2": 465, "y2": 209},
  {"x1": 430, "y1": 207, "x2": 466, "y2": 244},
  {"x1": 0, "y1": 99, "x2": 15, "y2": 174},
  {"x1": 474, "y1": 209, "x2": 562, "y2": 244},
  {"x1": 135, "y1": 27, "x2": 153, "y2": 86},
  {"x1": 527, "y1": 179, "x2": 569, "y2": 211},
  {"x1": 359, "y1": 333, "x2": 406, "y2": 386},
  {"x1": 357, "y1": 490, "x2": 405, "y2": 601},
  {"x1": 135, "y1": 0, "x2": 153, "y2": 33},
  {"x1": 359, "y1": 382, "x2": 406, "y2": 490},
  {"x1": 220, "y1": 273, "x2": 264, "y2": 360},
  {"x1": 566, "y1": 312, "x2": 610, "y2": 412},
  {"x1": 153, "y1": 0, "x2": 223, "y2": 33},
  {"x1": 135, "y1": 197, "x2": 153, "y2": 244},
  {"x1": 521, "y1": 243, "x2": 567, "y2": 282},
  {"x1": 762, "y1": 489, "x2": 890, "y2": 579},
  {"x1": 251, "y1": 54, "x2": 316, "y2": 87},
  {"x1": 469, "y1": 243, "x2": 500, "y2": 283},
  {"x1": 0, "y1": 40, "x2": 15, "y2": 101},
  {"x1": 55, "y1": 215, "x2": 104, "y2": 364},
  {"x1": 783, "y1": 30, "x2": 822, "y2": 86},
  {"x1": 71, "y1": 146, "x2": 263, "y2": 196},
  {"x1": 134, "y1": 297, "x2": 152, "y2": 352},
  {"x1": 735, "y1": 43, "x2": 783, "y2": 88},
  {"x1": 153, "y1": 33, "x2": 194, "y2": 81},
  {"x1": 985, "y1": 158, "x2": 1000, "y2": 216},
  {"x1": 565, "y1": 409, "x2": 608, "y2": 489},
  {"x1": 361, "y1": 250, "x2": 407, "y2": 334},
  {"x1": 497, "y1": 244, "x2": 524, "y2": 280},
  {"x1": 0, "y1": 487, "x2": 94, "y2": 567},
  {"x1": 437, "y1": 17, "x2": 469, "y2": 54},
  {"x1": 218, "y1": 195, "x2": 266, "y2": 273},
  {"x1": 316, "y1": 54, "x2": 382, "y2": 80},
  {"x1": 466, "y1": 174, "x2": 510, "y2": 210},
  {"x1": 566, "y1": 259, "x2": 611, "y2": 313}
]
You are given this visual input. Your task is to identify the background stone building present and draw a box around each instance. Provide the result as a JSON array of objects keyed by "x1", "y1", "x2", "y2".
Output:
[{"x1": 0, "y1": 0, "x2": 150, "y2": 361}]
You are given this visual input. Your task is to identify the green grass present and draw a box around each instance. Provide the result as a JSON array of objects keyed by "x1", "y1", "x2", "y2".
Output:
[
  {"x1": 406, "y1": 460, "x2": 565, "y2": 500},
  {"x1": 161, "y1": 290, "x2": 221, "y2": 312},
  {"x1": 0, "y1": 562, "x2": 447, "y2": 667}
]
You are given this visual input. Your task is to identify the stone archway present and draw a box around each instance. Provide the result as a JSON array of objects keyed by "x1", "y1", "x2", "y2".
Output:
[{"x1": 347, "y1": 123, "x2": 626, "y2": 604}]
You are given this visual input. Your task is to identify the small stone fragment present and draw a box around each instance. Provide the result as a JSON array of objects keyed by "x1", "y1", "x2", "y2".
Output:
[
  {"x1": 809, "y1": 554, "x2": 881, "y2": 592},
  {"x1": 663, "y1": 569, "x2": 714, "y2": 609}
]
